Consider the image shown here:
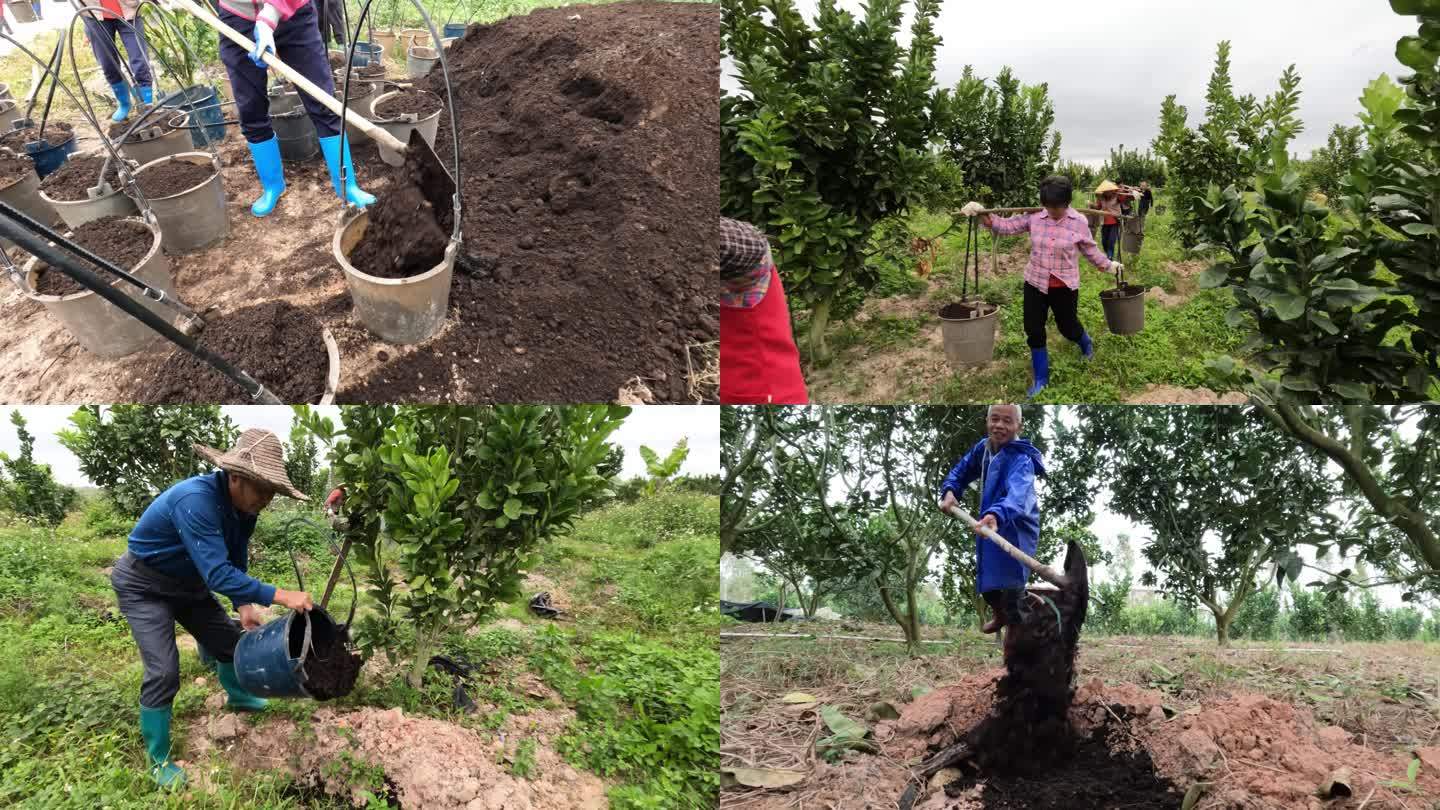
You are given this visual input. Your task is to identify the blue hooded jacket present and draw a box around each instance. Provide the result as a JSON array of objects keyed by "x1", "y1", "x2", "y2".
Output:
[{"x1": 939, "y1": 437, "x2": 1046, "y2": 593}]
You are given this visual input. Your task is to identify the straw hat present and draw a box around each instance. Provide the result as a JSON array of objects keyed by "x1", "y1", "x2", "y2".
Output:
[
  {"x1": 194, "y1": 429, "x2": 308, "y2": 500},
  {"x1": 1095, "y1": 180, "x2": 1121, "y2": 194}
]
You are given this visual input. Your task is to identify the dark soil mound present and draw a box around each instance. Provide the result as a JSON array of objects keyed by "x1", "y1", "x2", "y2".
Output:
[
  {"x1": 39, "y1": 154, "x2": 123, "y2": 201},
  {"x1": 302, "y1": 623, "x2": 362, "y2": 700},
  {"x1": 0, "y1": 123, "x2": 74, "y2": 151},
  {"x1": 347, "y1": 179, "x2": 448, "y2": 278},
  {"x1": 372, "y1": 89, "x2": 442, "y2": 119},
  {"x1": 137, "y1": 158, "x2": 214, "y2": 198},
  {"x1": 32, "y1": 216, "x2": 151, "y2": 296},
  {"x1": 348, "y1": 0, "x2": 719, "y2": 403},
  {"x1": 134, "y1": 300, "x2": 330, "y2": 403},
  {"x1": 0, "y1": 150, "x2": 33, "y2": 189}
]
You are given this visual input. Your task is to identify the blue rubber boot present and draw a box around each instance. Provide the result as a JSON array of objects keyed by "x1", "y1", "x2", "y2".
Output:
[
  {"x1": 1077, "y1": 331, "x2": 1094, "y2": 360},
  {"x1": 318, "y1": 134, "x2": 375, "y2": 209},
  {"x1": 1027, "y1": 348, "x2": 1050, "y2": 399},
  {"x1": 216, "y1": 661, "x2": 269, "y2": 712},
  {"x1": 138, "y1": 705, "x2": 186, "y2": 788},
  {"x1": 109, "y1": 82, "x2": 132, "y2": 122},
  {"x1": 136, "y1": 85, "x2": 154, "y2": 106},
  {"x1": 246, "y1": 136, "x2": 286, "y2": 218}
]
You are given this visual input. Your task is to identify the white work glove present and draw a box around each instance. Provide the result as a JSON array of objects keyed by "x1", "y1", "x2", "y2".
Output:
[
  {"x1": 960, "y1": 201, "x2": 985, "y2": 217},
  {"x1": 250, "y1": 10, "x2": 278, "y2": 68},
  {"x1": 1110, "y1": 262, "x2": 1125, "y2": 276}
]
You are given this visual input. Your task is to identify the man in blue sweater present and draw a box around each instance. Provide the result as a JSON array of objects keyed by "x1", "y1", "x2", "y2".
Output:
[
  {"x1": 110, "y1": 428, "x2": 316, "y2": 788},
  {"x1": 938, "y1": 404, "x2": 1045, "y2": 635}
]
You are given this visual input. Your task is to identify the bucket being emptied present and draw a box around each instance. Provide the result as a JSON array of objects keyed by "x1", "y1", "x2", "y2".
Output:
[
  {"x1": 939, "y1": 301, "x2": 1000, "y2": 367},
  {"x1": 232, "y1": 606, "x2": 360, "y2": 700},
  {"x1": 1099, "y1": 285, "x2": 1147, "y2": 336}
]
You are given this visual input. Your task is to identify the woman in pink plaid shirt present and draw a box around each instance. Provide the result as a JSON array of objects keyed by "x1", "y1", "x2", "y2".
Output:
[{"x1": 961, "y1": 176, "x2": 1123, "y2": 398}]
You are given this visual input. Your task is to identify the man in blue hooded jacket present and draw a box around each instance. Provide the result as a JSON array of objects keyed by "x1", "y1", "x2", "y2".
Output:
[{"x1": 937, "y1": 404, "x2": 1045, "y2": 634}]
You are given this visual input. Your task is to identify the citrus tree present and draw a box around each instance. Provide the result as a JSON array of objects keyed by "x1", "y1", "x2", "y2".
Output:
[
  {"x1": 721, "y1": 0, "x2": 943, "y2": 361},
  {"x1": 932, "y1": 66, "x2": 1062, "y2": 206},
  {"x1": 0, "y1": 411, "x2": 76, "y2": 527},
  {"x1": 298, "y1": 405, "x2": 627, "y2": 687}
]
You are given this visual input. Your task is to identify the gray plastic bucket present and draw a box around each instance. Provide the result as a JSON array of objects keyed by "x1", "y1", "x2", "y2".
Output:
[
  {"x1": 273, "y1": 107, "x2": 319, "y2": 162},
  {"x1": 398, "y1": 28, "x2": 430, "y2": 56},
  {"x1": 939, "y1": 301, "x2": 1000, "y2": 367},
  {"x1": 268, "y1": 85, "x2": 302, "y2": 116},
  {"x1": 369, "y1": 89, "x2": 442, "y2": 167},
  {"x1": 133, "y1": 152, "x2": 228, "y2": 254},
  {"x1": 333, "y1": 207, "x2": 455, "y2": 344},
  {"x1": 20, "y1": 217, "x2": 172, "y2": 357},
  {"x1": 333, "y1": 84, "x2": 378, "y2": 144},
  {"x1": 0, "y1": 99, "x2": 22, "y2": 132},
  {"x1": 1100, "y1": 285, "x2": 1147, "y2": 336},
  {"x1": 38, "y1": 151, "x2": 138, "y2": 230},
  {"x1": 0, "y1": 83, "x2": 11, "y2": 101},
  {"x1": 407, "y1": 45, "x2": 438, "y2": 79},
  {"x1": 115, "y1": 120, "x2": 192, "y2": 168},
  {"x1": 0, "y1": 169, "x2": 57, "y2": 247}
]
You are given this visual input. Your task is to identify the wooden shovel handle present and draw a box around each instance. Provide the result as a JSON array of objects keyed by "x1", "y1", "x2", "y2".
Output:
[
  {"x1": 941, "y1": 503, "x2": 1068, "y2": 588},
  {"x1": 166, "y1": 0, "x2": 407, "y2": 153}
]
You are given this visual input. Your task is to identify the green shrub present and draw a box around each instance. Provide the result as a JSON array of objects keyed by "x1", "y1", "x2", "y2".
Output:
[
  {"x1": 613, "y1": 536, "x2": 719, "y2": 630},
  {"x1": 1123, "y1": 599, "x2": 1201, "y2": 636},
  {"x1": 1388, "y1": 607, "x2": 1424, "y2": 641},
  {"x1": 570, "y1": 493, "x2": 717, "y2": 551},
  {"x1": 1230, "y1": 586, "x2": 1281, "y2": 640}
]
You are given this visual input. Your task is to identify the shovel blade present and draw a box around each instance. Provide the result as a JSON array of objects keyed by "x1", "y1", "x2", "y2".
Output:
[{"x1": 403, "y1": 127, "x2": 456, "y2": 231}]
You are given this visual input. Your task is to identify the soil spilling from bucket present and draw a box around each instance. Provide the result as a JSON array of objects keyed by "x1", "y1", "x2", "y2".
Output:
[
  {"x1": 302, "y1": 626, "x2": 361, "y2": 700},
  {"x1": 347, "y1": 180, "x2": 449, "y2": 278},
  {"x1": 340, "y1": 1, "x2": 718, "y2": 402},
  {"x1": 39, "y1": 154, "x2": 123, "y2": 201},
  {"x1": 373, "y1": 89, "x2": 443, "y2": 119},
  {"x1": 0, "y1": 150, "x2": 33, "y2": 189},
  {"x1": 133, "y1": 300, "x2": 329, "y2": 403},
  {"x1": 0, "y1": 123, "x2": 73, "y2": 151},
  {"x1": 32, "y1": 215, "x2": 150, "y2": 296},
  {"x1": 940, "y1": 302, "x2": 997, "y2": 320},
  {"x1": 1099, "y1": 284, "x2": 1147, "y2": 300},
  {"x1": 137, "y1": 158, "x2": 215, "y2": 198}
]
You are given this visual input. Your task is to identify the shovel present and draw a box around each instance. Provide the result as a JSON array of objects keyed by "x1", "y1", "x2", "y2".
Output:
[
  {"x1": 941, "y1": 503, "x2": 1073, "y2": 589},
  {"x1": 166, "y1": 0, "x2": 456, "y2": 216}
]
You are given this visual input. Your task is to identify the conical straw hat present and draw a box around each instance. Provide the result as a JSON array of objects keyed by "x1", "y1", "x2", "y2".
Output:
[{"x1": 194, "y1": 428, "x2": 307, "y2": 501}]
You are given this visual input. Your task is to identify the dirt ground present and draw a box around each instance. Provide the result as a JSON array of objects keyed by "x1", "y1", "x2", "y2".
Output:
[
  {"x1": 0, "y1": 1, "x2": 718, "y2": 404},
  {"x1": 721, "y1": 630, "x2": 1440, "y2": 809}
]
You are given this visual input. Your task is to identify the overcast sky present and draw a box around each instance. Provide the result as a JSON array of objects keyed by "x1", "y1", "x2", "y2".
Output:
[
  {"x1": 723, "y1": 0, "x2": 1414, "y2": 165},
  {"x1": 0, "y1": 405, "x2": 719, "y2": 487}
]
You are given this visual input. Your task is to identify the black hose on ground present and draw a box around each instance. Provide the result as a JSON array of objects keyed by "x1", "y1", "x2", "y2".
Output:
[{"x1": 0, "y1": 202, "x2": 281, "y2": 403}]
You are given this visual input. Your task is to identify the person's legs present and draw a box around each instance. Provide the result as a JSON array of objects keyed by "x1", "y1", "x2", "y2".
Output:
[
  {"x1": 173, "y1": 593, "x2": 267, "y2": 711},
  {"x1": 111, "y1": 556, "x2": 185, "y2": 787},
  {"x1": 1049, "y1": 285, "x2": 1091, "y2": 358},
  {"x1": 116, "y1": 15, "x2": 155, "y2": 98},
  {"x1": 218, "y1": 8, "x2": 288, "y2": 216},
  {"x1": 1022, "y1": 284, "x2": 1051, "y2": 397},
  {"x1": 83, "y1": 16, "x2": 135, "y2": 121},
  {"x1": 1102, "y1": 223, "x2": 1119, "y2": 259}
]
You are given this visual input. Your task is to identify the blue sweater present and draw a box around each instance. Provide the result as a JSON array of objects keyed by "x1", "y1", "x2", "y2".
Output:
[
  {"x1": 128, "y1": 471, "x2": 275, "y2": 610},
  {"x1": 939, "y1": 437, "x2": 1046, "y2": 592}
]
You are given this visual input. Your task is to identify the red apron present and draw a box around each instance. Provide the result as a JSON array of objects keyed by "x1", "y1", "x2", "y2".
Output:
[{"x1": 719, "y1": 268, "x2": 809, "y2": 404}]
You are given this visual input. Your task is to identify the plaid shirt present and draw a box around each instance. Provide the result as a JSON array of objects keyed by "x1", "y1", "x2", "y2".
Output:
[
  {"x1": 719, "y1": 217, "x2": 774, "y2": 309},
  {"x1": 988, "y1": 208, "x2": 1112, "y2": 291}
]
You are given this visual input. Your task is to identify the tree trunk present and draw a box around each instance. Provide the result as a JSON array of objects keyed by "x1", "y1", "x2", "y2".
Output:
[
  {"x1": 971, "y1": 590, "x2": 988, "y2": 632},
  {"x1": 1213, "y1": 609, "x2": 1231, "y2": 647},
  {"x1": 807, "y1": 296, "x2": 833, "y2": 364},
  {"x1": 905, "y1": 580, "x2": 922, "y2": 650},
  {"x1": 407, "y1": 629, "x2": 435, "y2": 688},
  {"x1": 878, "y1": 585, "x2": 920, "y2": 654}
]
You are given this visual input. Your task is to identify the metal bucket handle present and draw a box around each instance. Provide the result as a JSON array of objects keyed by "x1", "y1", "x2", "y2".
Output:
[{"x1": 280, "y1": 512, "x2": 358, "y2": 632}]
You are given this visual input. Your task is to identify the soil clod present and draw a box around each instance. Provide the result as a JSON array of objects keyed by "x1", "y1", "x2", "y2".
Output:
[
  {"x1": 302, "y1": 623, "x2": 361, "y2": 700},
  {"x1": 348, "y1": 179, "x2": 449, "y2": 279}
]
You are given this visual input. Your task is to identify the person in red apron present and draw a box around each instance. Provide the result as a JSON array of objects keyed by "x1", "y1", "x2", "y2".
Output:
[
  {"x1": 72, "y1": 0, "x2": 153, "y2": 122},
  {"x1": 719, "y1": 217, "x2": 808, "y2": 404}
]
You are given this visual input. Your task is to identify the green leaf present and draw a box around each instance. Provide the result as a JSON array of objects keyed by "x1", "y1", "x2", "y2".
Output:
[
  {"x1": 503, "y1": 498, "x2": 523, "y2": 520},
  {"x1": 1269, "y1": 293, "x2": 1307, "y2": 321},
  {"x1": 819, "y1": 705, "x2": 867, "y2": 741}
]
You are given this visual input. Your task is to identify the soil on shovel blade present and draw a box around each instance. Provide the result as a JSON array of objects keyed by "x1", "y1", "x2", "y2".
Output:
[
  {"x1": 1099, "y1": 284, "x2": 1147, "y2": 300},
  {"x1": 372, "y1": 89, "x2": 443, "y2": 120},
  {"x1": 39, "y1": 154, "x2": 123, "y2": 201},
  {"x1": 0, "y1": 150, "x2": 34, "y2": 189},
  {"x1": 131, "y1": 300, "x2": 330, "y2": 403},
  {"x1": 32, "y1": 215, "x2": 151, "y2": 297},
  {"x1": 136, "y1": 158, "x2": 215, "y2": 198},
  {"x1": 0, "y1": 123, "x2": 74, "y2": 151},
  {"x1": 348, "y1": 0, "x2": 719, "y2": 403},
  {"x1": 302, "y1": 626, "x2": 361, "y2": 700},
  {"x1": 347, "y1": 179, "x2": 449, "y2": 278}
]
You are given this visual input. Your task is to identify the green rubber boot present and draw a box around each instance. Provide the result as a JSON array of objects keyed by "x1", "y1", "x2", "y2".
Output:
[
  {"x1": 138, "y1": 705, "x2": 186, "y2": 788},
  {"x1": 216, "y1": 661, "x2": 269, "y2": 712}
]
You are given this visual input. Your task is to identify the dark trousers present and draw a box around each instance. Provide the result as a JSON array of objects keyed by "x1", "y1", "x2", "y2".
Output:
[
  {"x1": 1101, "y1": 223, "x2": 1120, "y2": 260},
  {"x1": 111, "y1": 552, "x2": 244, "y2": 708},
  {"x1": 82, "y1": 15, "x2": 154, "y2": 88},
  {"x1": 218, "y1": 3, "x2": 340, "y2": 144},
  {"x1": 1023, "y1": 283, "x2": 1085, "y2": 350},
  {"x1": 315, "y1": 0, "x2": 347, "y2": 47}
]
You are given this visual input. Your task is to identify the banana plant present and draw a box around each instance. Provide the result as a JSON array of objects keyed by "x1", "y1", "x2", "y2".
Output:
[{"x1": 640, "y1": 438, "x2": 688, "y2": 495}]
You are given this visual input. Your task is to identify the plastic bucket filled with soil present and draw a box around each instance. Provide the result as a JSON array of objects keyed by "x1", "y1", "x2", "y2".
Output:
[
  {"x1": 369, "y1": 89, "x2": 443, "y2": 167},
  {"x1": 38, "y1": 151, "x2": 137, "y2": 229},
  {"x1": 372, "y1": 28, "x2": 397, "y2": 55},
  {"x1": 1, "y1": 124, "x2": 77, "y2": 178},
  {"x1": 333, "y1": 200, "x2": 454, "y2": 345},
  {"x1": 233, "y1": 606, "x2": 361, "y2": 700},
  {"x1": 19, "y1": 215, "x2": 172, "y2": 358},
  {"x1": 109, "y1": 109, "x2": 193, "y2": 168},
  {"x1": 162, "y1": 84, "x2": 227, "y2": 148},
  {"x1": 335, "y1": 62, "x2": 387, "y2": 85},
  {"x1": 333, "y1": 84, "x2": 379, "y2": 143},
  {"x1": 273, "y1": 107, "x2": 319, "y2": 162},
  {"x1": 1100, "y1": 284, "x2": 1147, "y2": 336},
  {"x1": 407, "y1": 45, "x2": 439, "y2": 79},
  {"x1": 132, "y1": 152, "x2": 228, "y2": 254},
  {"x1": 939, "y1": 301, "x2": 1001, "y2": 367},
  {"x1": 0, "y1": 150, "x2": 57, "y2": 244},
  {"x1": 350, "y1": 41, "x2": 383, "y2": 67},
  {"x1": 133, "y1": 300, "x2": 340, "y2": 403}
]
